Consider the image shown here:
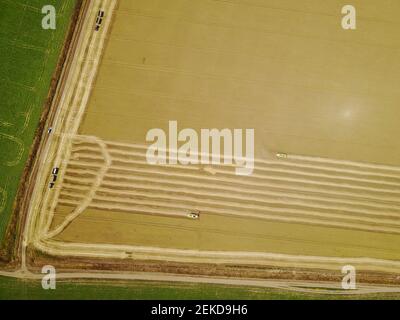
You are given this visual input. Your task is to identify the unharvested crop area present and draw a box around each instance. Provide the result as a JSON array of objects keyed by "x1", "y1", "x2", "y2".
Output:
[
  {"x1": 0, "y1": 0, "x2": 76, "y2": 243},
  {"x1": 41, "y1": 0, "x2": 400, "y2": 275}
]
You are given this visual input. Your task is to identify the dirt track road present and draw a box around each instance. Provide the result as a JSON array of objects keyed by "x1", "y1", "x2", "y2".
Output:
[
  {"x1": 22, "y1": 0, "x2": 116, "y2": 266},
  {"x1": 2, "y1": 268, "x2": 400, "y2": 296}
]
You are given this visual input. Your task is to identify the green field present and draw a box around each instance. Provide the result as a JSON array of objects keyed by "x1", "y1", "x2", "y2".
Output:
[
  {"x1": 0, "y1": 276, "x2": 399, "y2": 300},
  {"x1": 0, "y1": 0, "x2": 77, "y2": 243}
]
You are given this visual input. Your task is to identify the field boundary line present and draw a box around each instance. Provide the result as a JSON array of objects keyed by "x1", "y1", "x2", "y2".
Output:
[{"x1": 36, "y1": 239, "x2": 400, "y2": 274}]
